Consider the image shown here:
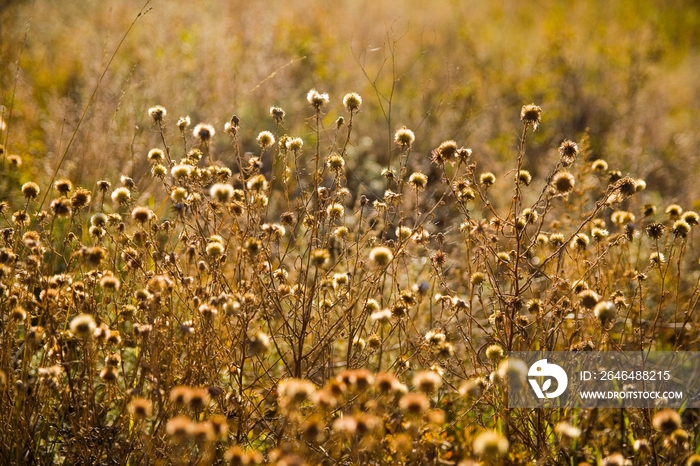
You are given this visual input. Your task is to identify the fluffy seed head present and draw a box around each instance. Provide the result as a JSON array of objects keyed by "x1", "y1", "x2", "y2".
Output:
[
  {"x1": 558, "y1": 140, "x2": 579, "y2": 166},
  {"x1": 592, "y1": 159, "x2": 608, "y2": 172},
  {"x1": 485, "y1": 344, "x2": 504, "y2": 362},
  {"x1": 569, "y1": 233, "x2": 589, "y2": 251},
  {"x1": 70, "y1": 313, "x2": 96, "y2": 337},
  {"x1": 394, "y1": 127, "x2": 415, "y2": 149},
  {"x1": 409, "y1": 172, "x2": 428, "y2": 191},
  {"x1": 147, "y1": 148, "x2": 165, "y2": 163},
  {"x1": 51, "y1": 198, "x2": 72, "y2": 218},
  {"x1": 672, "y1": 220, "x2": 691, "y2": 238},
  {"x1": 552, "y1": 171, "x2": 575, "y2": 194},
  {"x1": 342, "y1": 92, "x2": 362, "y2": 112},
  {"x1": 594, "y1": 301, "x2": 617, "y2": 323},
  {"x1": 54, "y1": 179, "x2": 73, "y2": 195},
  {"x1": 653, "y1": 409, "x2": 682, "y2": 435},
  {"x1": 666, "y1": 204, "x2": 683, "y2": 218},
  {"x1": 131, "y1": 207, "x2": 153, "y2": 224},
  {"x1": 278, "y1": 378, "x2": 316, "y2": 410},
  {"x1": 148, "y1": 105, "x2": 167, "y2": 122},
  {"x1": 471, "y1": 272, "x2": 486, "y2": 286},
  {"x1": 286, "y1": 137, "x2": 304, "y2": 152},
  {"x1": 473, "y1": 430, "x2": 509, "y2": 458},
  {"x1": 21, "y1": 182, "x2": 40, "y2": 199},
  {"x1": 431, "y1": 140, "x2": 458, "y2": 164},
  {"x1": 206, "y1": 241, "x2": 225, "y2": 258},
  {"x1": 256, "y1": 131, "x2": 275, "y2": 149},
  {"x1": 246, "y1": 174, "x2": 268, "y2": 192},
  {"x1": 399, "y1": 392, "x2": 430, "y2": 415},
  {"x1": 326, "y1": 202, "x2": 345, "y2": 219},
  {"x1": 193, "y1": 123, "x2": 215, "y2": 142},
  {"x1": 100, "y1": 275, "x2": 120, "y2": 291},
  {"x1": 682, "y1": 211, "x2": 699, "y2": 226},
  {"x1": 177, "y1": 115, "x2": 191, "y2": 130},
  {"x1": 369, "y1": 246, "x2": 393, "y2": 267},
  {"x1": 326, "y1": 153, "x2": 345, "y2": 173},
  {"x1": 520, "y1": 104, "x2": 542, "y2": 129},
  {"x1": 579, "y1": 290, "x2": 600, "y2": 309},
  {"x1": 247, "y1": 332, "x2": 270, "y2": 355},
  {"x1": 269, "y1": 106, "x2": 285, "y2": 124},
  {"x1": 112, "y1": 187, "x2": 131, "y2": 205},
  {"x1": 370, "y1": 309, "x2": 392, "y2": 324},
  {"x1": 310, "y1": 248, "x2": 330, "y2": 267},
  {"x1": 128, "y1": 397, "x2": 153, "y2": 420},
  {"x1": 307, "y1": 89, "x2": 329, "y2": 109},
  {"x1": 518, "y1": 170, "x2": 532, "y2": 186},
  {"x1": 210, "y1": 183, "x2": 234, "y2": 203},
  {"x1": 480, "y1": 172, "x2": 496, "y2": 187},
  {"x1": 412, "y1": 370, "x2": 442, "y2": 393}
]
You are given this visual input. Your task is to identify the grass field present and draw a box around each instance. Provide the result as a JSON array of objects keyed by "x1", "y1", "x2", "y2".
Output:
[{"x1": 1, "y1": 0, "x2": 700, "y2": 464}]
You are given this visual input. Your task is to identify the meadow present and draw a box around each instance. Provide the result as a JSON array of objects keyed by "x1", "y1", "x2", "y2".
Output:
[{"x1": 1, "y1": 0, "x2": 700, "y2": 464}]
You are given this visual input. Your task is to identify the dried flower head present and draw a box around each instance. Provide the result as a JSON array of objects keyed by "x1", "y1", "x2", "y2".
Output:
[
  {"x1": 518, "y1": 170, "x2": 532, "y2": 186},
  {"x1": 177, "y1": 115, "x2": 191, "y2": 130},
  {"x1": 554, "y1": 421, "x2": 581, "y2": 439},
  {"x1": 171, "y1": 164, "x2": 192, "y2": 180},
  {"x1": 246, "y1": 174, "x2": 268, "y2": 192},
  {"x1": 148, "y1": 105, "x2": 167, "y2": 122},
  {"x1": 431, "y1": 140, "x2": 458, "y2": 164},
  {"x1": 485, "y1": 344, "x2": 504, "y2": 362},
  {"x1": 131, "y1": 206, "x2": 153, "y2": 224},
  {"x1": 552, "y1": 171, "x2": 575, "y2": 194},
  {"x1": 307, "y1": 89, "x2": 329, "y2": 109},
  {"x1": 209, "y1": 183, "x2": 234, "y2": 203},
  {"x1": 111, "y1": 187, "x2": 131, "y2": 205},
  {"x1": 269, "y1": 106, "x2": 285, "y2": 124},
  {"x1": 412, "y1": 370, "x2": 442, "y2": 393},
  {"x1": 100, "y1": 275, "x2": 120, "y2": 291},
  {"x1": 473, "y1": 430, "x2": 509, "y2": 458},
  {"x1": 70, "y1": 313, "x2": 96, "y2": 337},
  {"x1": 666, "y1": 204, "x2": 683, "y2": 218},
  {"x1": 652, "y1": 409, "x2": 681, "y2": 435},
  {"x1": 645, "y1": 223, "x2": 665, "y2": 239},
  {"x1": 579, "y1": 290, "x2": 600, "y2": 309},
  {"x1": 558, "y1": 140, "x2": 579, "y2": 166},
  {"x1": 54, "y1": 179, "x2": 73, "y2": 195},
  {"x1": 193, "y1": 123, "x2": 215, "y2": 142},
  {"x1": 286, "y1": 137, "x2": 303, "y2": 152},
  {"x1": 408, "y1": 172, "x2": 428, "y2": 191},
  {"x1": 256, "y1": 131, "x2": 275, "y2": 149},
  {"x1": 310, "y1": 248, "x2": 330, "y2": 267},
  {"x1": 369, "y1": 246, "x2": 393, "y2": 267},
  {"x1": 399, "y1": 392, "x2": 430, "y2": 415},
  {"x1": 128, "y1": 397, "x2": 153, "y2": 420},
  {"x1": 592, "y1": 159, "x2": 608, "y2": 173},
  {"x1": 394, "y1": 127, "x2": 415, "y2": 149},
  {"x1": 50, "y1": 198, "x2": 72, "y2": 218},
  {"x1": 682, "y1": 211, "x2": 699, "y2": 226},
  {"x1": 520, "y1": 104, "x2": 542, "y2": 130},
  {"x1": 278, "y1": 378, "x2": 316, "y2": 410},
  {"x1": 672, "y1": 219, "x2": 691, "y2": 238},
  {"x1": 342, "y1": 92, "x2": 362, "y2": 112},
  {"x1": 21, "y1": 182, "x2": 40, "y2": 199},
  {"x1": 326, "y1": 153, "x2": 345, "y2": 173},
  {"x1": 594, "y1": 301, "x2": 617, "y2": 324},
  {"x1": 147, "y1": 148, "x2": 165, "y2": 163},
  {"x1": 70, "y1": 188, "x2": 92, "y2": 210},
  {"x1": 480, "y1": 172, "x2": 496, "y2": 187}
]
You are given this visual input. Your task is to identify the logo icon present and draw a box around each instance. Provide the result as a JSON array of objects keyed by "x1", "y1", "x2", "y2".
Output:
[{"x1": 528, "y1": 359, "x2": 568, "y2": 399}]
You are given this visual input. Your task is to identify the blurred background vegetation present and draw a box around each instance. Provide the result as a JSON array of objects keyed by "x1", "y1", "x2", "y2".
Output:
[{"x1": 1, "y1": 0, "x2": 699, "y2": 207}]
